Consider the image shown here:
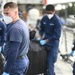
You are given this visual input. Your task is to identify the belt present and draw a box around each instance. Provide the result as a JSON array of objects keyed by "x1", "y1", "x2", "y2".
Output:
[{"x1": 17, "y1": 55, "x2": 26, "y2": 60}]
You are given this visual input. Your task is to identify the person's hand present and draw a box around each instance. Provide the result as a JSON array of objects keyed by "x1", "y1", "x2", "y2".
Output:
[
  {"x1": 4, "y1": 61, "x2": 7, "y2": 67},
  {"x1": 37, "y1": 38, "x2": 41, "y2": 41},
  {"x1": 2, "y1": 72, "x2": 9, "y2": 75},
  {"x1": 37, "y1": 36, "x2": 42, "y2": 41},
  {"x1": 70, "y1": 51, "x2": 75, "y2": 56},
  {"x1": 40, "y1": 40, "x2": 46, "y2": 45},
  {"x1": 0, "y1": 46, "x2": 2, "y2": 53}
]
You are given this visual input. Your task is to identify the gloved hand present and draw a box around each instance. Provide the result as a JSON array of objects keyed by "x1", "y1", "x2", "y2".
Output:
[
  {"x1": 70, "y1": 51, "x2": 75, "y2": 56},
  {"x1": 40, "y1": 40, "x2": 46, "y2": 45},
  {"x1": 2, "y1": 72, "x2": 9, "y2": 75},
  {"x1": 0, "y1": 46, "x2": 2, "y2": 53},
  {"x1": 4, "y1": 61, "x2": 7, "y2": 67},
  {"x1": 37, "y1": 38, "x2": 41, "y2": 41}
]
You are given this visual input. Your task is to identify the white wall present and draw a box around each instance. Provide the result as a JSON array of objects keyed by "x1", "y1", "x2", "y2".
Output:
[
  {"x1": 7, "y1": 0, "x2": 18, "y2": 3},
  {"x1": 47, "y1": 0, "x2": 75, "y2": 4},
  {"x1": 18, "y1": 0, "x2": 43, "y2": 4}
]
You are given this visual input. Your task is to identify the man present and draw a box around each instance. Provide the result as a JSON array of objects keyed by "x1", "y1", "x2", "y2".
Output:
[
  {"x1": 2, "y1": 2, "x2": 30, "y2": 75},
  {"x1": 39, "y1": 4, "x2": 62, "y2": 75}
]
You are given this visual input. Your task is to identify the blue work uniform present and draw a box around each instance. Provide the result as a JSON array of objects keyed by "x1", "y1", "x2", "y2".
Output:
[
  {"x1": 4, "y1": 19, "x2": 30, "y2": 75},
  {"x1": 0, "y1": 20, "x2": 6, "y2": 47},
  {"x1": 39, "y1": 14, "x2": 62, "y2": 75},
  {"x1": 73, "y1": 61, "x2": 75, "y2": 75},
  {"x1": 0, "y1": 14, "x2": 3, "y2": 21},
  {"x1": 70, "y1": 41, "x2": 75, "y2": 75}
]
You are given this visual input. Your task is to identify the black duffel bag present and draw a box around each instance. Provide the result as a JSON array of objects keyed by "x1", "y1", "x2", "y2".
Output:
[
  {"x1": 27, "y1": 41, "x2": 47, "y2": 75},
  {"x1": 0, "y1": 53, "x2": 5, "y2": 75}
]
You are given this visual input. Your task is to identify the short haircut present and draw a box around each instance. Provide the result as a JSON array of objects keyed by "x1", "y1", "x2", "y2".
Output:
[
  {"x1": 4, "y1": 2, "x2": 18, "y2": 9},
  {"x1": 46, "y1": 4, "x2": 55, "y2": 11}
]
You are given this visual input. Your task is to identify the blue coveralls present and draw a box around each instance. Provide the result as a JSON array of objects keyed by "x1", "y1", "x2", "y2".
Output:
[
  {"x1": 71, "y1": 41, "x2": 75, "y2": 75},
  {"x1": 39, "y1": 14, "x2": 62, "y2": 75},
  {"x1": 73, "y1": 62, "x2": 75, "y2": 75},
  {"x1": 0, "y1": 20, "x2": 6, "y2": 47},
  {"x1": 3, "y1": 19, "x2": 30, "y2": 75}
]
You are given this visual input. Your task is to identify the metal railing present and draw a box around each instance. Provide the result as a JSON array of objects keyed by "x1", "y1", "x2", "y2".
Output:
[{"x1": 59, "y1": 26, "x2": 75, "y2": 62}]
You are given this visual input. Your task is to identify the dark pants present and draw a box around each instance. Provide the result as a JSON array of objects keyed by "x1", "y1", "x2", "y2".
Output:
[
  {"x1": 10, "y1": 56, "x2": 29, "y2": 75},
  {"x1": 45, "y1": 45, "x2": 58, "y2": 75}
]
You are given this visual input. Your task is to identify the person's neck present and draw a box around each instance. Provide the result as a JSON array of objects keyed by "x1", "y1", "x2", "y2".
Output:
[{"x1": 13, "y1": 16, "x2": 20, "y2": 23}]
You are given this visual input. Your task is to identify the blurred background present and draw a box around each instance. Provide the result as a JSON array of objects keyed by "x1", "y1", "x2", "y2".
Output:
[
  {"x1": 0, "y1": 0, "x2": 75, "y2": 26},
  {"x1": 0, "y1": 0, "x2": 75, "y2": 27}
]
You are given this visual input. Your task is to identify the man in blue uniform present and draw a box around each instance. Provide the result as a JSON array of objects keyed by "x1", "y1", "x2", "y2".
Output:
[
  {"x1": 39, "y1": 4, "x2": 62, "y2": 75},
  {"x1": 0, "y1": 21, "x2": 6, "y2": 53},
  {"x1": 2, "y1": 2, "x2": 30, "y2": 75}
]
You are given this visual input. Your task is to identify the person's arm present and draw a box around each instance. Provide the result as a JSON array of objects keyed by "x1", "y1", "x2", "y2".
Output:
[
  {"x1": 0, "y1": 21, "x2": 6, "y2": 46},
  {"x1": 4, "y1": 27, "x2": 22, "y2": 73},
  {"x1": 39, "y1": 18, "x2": 45, "y2": 37},
  {"x1": 4, "y1": 41, "x2": 20, "y2": 73},
  {"x1": 70, "y1": 46, "x2": 75, "y2": 56}
]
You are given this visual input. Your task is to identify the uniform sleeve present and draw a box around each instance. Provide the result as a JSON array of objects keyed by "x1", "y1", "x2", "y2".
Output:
[
  {"x1": 0, "y1": 21, "x2": 6, "y2": 46},
  {"x1": 4, "y1": 41, "x2": 20, "y2": 73},
  {"x1": 72, "y1": 41, "x2": 75, "y2": 51},
  {"x1": 9, "y1": 28, "x2": 22, "y2": 42},
  {"x1": 39, "y1": 18, "x2": 45, "y2": 37},
  {"x1": 1, "y1": 21, "x2": 6, "y2": 42}
]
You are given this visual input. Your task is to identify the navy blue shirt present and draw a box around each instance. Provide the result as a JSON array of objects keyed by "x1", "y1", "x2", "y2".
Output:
[
  {"x1": 39, "y1": 14, "x2": 62, "y2": 46},
  {"x1": 0, "y1": 20, "x2": 6, "y2": 46},
  {"x1": 4, "y1": 19, "x2": 30, "y2": 73},
  {"x1": 7, "y1": 19, "x2": 30, "y2": 55}
]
